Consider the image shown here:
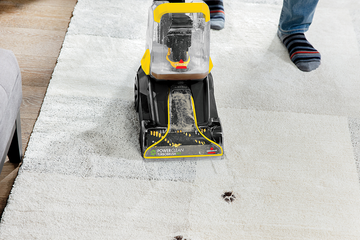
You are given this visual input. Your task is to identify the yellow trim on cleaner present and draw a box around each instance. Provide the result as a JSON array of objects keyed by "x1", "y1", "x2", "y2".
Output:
[
  {"x1": 190, "y1": 96, "x2": 223, "y2": 156},
  {"x1": 153, "y1": 2, "x2": 210, "y2": 23},
  {"x1": 209, "y1": 57, "x2": 213, "y2": 73},
  {"x1": 166, "y1": 48, "x2": 191, "y2": 69},
  {"x1": 143, "y1": 93, "x2": 171, "y2": 158},
  {"x1": 143, "y1": 90, "x2": 223, "y2": 159},
  {"x1": 141, "y1": 49, "x2": 151, "y2": 75}
]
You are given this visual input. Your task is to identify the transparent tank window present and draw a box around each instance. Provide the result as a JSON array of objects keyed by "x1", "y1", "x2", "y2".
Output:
[{"x1": 150, "y1": 11, "x2": 210, "y2": 80}]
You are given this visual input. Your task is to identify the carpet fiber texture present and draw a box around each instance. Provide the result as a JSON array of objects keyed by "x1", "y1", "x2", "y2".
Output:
[{"x1": 1, "y1": 0, "x2": 360, "y2": 239}]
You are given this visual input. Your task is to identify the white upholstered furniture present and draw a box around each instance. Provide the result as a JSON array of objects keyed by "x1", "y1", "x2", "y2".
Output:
[{"x1": 0, "y1": 48, "x2": 22, "y2": 173}]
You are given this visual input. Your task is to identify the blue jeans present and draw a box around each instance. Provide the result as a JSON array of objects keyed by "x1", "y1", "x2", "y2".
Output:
[{"x1": 278, "y1": 0, "x2": 319, "y2": 35}]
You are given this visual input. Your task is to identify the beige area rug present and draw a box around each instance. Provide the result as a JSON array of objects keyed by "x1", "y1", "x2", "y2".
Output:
[{"x1": 1, "y1": 0, "x2": 360, "y2": 239}]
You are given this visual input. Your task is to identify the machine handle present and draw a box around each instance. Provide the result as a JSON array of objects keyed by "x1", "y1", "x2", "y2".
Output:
[{"x1": 153, "y1": 2, "x2": 210, "y2": 23}]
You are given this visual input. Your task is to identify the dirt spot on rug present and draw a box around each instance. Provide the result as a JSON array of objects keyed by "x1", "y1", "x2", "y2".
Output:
[
  {"x1": 222, "y1": 191, "x2": 236, "y2": 203},
  {"x1": 174, "y1": 235, "x2": 190, "y2": 240}
]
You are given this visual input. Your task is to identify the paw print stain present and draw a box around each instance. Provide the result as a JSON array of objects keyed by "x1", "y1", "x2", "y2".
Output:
[
  {"x1": 222, "y1": 191, "x2": 236, "y2": 203},
  {"x1": 174, "y1": 236, "x2": 190, "y2": 240}
]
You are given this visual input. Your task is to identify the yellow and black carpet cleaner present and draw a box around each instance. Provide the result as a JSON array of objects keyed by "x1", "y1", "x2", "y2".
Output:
[{"x1": 135, "y1": 0, "x2": 224, "y2": 159}]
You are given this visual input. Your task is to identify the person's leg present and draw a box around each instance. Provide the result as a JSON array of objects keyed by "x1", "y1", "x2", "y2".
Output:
[
  {"x1": 203, "y1": 0, "x2": 225, "y2": 30},
  {"x1": 278, "y1": 0, "x2": 321, "y2": 72}
]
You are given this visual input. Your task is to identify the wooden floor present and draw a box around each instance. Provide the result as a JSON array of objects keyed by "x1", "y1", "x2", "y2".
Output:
[{"x1": 0, "y1": 0, "x2": 77, "y2": 219}]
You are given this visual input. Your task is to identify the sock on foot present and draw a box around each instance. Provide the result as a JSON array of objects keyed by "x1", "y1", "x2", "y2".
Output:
[
  {"x1": 278, "y1": 31, "x2": 321, "y2": 72},
  {"x1": 204, "y1": 0, "x2": 225, "y2": 30}
]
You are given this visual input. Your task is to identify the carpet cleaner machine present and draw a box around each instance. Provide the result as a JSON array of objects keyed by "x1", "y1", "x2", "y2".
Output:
[{"x1": 134, "y1": 0, "x2": 224, "y2": 159}]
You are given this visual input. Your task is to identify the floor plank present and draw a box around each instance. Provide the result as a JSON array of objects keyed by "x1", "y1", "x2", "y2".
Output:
[
  {"x1": 21, "y1": 85, "x2": 48, "y2": 119},
  {"x1": 0, "y1": 0, "x2": 77, "y2": 219},
  {"x1": 17, "y1": 55, "x2": 58, "y2": 86},
  {"x1": 0, "y1": 27, "x2": 65, "y2": 57},
  {"x1": 0, "y1": 161, "x2": 20, "y2": 215}
]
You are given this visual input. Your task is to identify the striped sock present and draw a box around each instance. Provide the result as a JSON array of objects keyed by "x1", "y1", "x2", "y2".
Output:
[
  {"x1": 278, "y1": 31, "x2": 321, "y2": 72},
  {"x1": 204, "y1": 0, "x2": 225, "y2": 30}
]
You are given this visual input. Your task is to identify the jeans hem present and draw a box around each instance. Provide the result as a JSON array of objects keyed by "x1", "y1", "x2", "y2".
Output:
[{"x1": 278, "y1": 26, "x2": 309, "y2": 36}]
